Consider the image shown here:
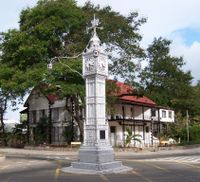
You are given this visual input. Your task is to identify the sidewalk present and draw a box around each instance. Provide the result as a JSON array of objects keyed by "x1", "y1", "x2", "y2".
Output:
[
  {"x1": 0, "y1": 145, "x2": 199, "y2": 160},
  {"x1": 0, "y1": 147, "x2": 78, "y2": 160},
  {"x1": 0, "y1": 152, "x2": 5, "y2": 161}
]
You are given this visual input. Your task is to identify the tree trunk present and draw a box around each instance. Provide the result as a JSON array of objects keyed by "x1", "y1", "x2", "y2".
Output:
[
  {"x1": 65, "y1": 96, "x2": 84, "y2": 142},
  {"x1": 0, "y1": 110, "x2": 7, "y2": 146}
]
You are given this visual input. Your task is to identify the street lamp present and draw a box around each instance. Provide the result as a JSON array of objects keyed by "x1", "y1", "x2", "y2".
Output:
[{"x1": 47, "y1": 56, "x2": 83, "y2": 78}]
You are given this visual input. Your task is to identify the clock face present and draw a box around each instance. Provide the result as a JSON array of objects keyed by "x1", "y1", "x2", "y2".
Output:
[
  {"x1": 98, "y1": 59, "x2": 106, "y2": 72},
  {"x1": 85, "y1": 58, "x2": 95, "y2": 72},
  {"x1": 84, "y1": 54, "x2": 107, "y2": 76},
  {"x1": 93, "y1": 50, "x2": 99, "y2": 58}
]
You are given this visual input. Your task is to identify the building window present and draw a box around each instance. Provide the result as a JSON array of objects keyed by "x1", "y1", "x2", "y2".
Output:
[
  {"x1": 146, "y1": 126, "x2": 149, "y2": 133},
  {"x1": 162, "y1": 110, "x2": 167, "y2": 118},
  {"x1": 52, "y1": 108, "x2": 59, "y2": 122},
  {"x1": 110, "y1": 126, "x2": 116, "y2": 133},
  {"x1": 130, "y1": 107, "x2": 134, "y2": 117},
  {"x1": 39, "y1": 109, "x2": 46, "y2": 118},
  {"x1": 151, "y1": 109, "x2": 156, "y2": 117},
  {"x1": 168, "y1": 111, "x2": 172, "y2": 118},
  {"x1": 32, "y1": 110, "x2": 37, "y2": 124}
]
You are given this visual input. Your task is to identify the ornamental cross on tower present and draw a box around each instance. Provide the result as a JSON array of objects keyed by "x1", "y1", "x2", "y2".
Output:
[{"x1": 87, "y1": 14, "x2": 103, "y2": 34}]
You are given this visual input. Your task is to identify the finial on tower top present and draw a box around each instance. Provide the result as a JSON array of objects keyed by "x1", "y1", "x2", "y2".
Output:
[
  {"x1": 85, "y1": 14, "x2": 103, "y2": 52},
  {"x1": 91, "y1": 14, "x2": 99, "y2": 34},
  {"x1": 87, "y1": 14, "x2": 102, "y2": 35}
]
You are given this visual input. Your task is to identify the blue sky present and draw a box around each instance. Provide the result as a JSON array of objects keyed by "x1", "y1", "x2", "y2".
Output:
[
  {"x1": 172, "y1": 28, "x2": 200, "y2": 46},
  {"x1": 1, "y1": 0, "x2": 200, "y2": 122}
]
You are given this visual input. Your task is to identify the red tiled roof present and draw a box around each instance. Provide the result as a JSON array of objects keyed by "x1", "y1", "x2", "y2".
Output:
[
  {"x1": 109, "y1": 80, "x2": 156, "y2": 106},
  {"x1": 115, "y1": 81, "x2": 133, "y2": 95},
  {"x1": 47, "y1": 94, "x2": 59, "y2": 104},
  {"x1": 120, "y1": 95, "x2": 156, "y2": 106}
]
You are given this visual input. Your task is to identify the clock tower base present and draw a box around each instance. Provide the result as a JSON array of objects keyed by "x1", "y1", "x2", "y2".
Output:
[{"x1": 62, "y1": 146, "x2": 132, "y2": 174}]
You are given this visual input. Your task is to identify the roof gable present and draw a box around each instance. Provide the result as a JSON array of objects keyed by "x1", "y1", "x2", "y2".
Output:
[
  {"x1": 109, "y1": 80, "x2": 156, "y2": 106},
  {"x1": 120, "y1": 95, "x2": 156, "y2": 106},
  {"x1": 24, "y1": 86, "x2": 59, "y2": 107}
]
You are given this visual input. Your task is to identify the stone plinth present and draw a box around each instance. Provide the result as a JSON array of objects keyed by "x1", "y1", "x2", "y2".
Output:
[{"x1": 61, "y1": 145, "x2": 132, "y2": 174}]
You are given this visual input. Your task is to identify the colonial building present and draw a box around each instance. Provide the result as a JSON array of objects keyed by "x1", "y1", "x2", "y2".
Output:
[
  {"x1": 108, "y1": 81, "x2": 174, "y2": 148},
  {"x1": 23, "y1": 87, "x2": 80, "y2": 145},
  {"x1": 22, "y1": 81, "x2": 174, "y2": 147}
]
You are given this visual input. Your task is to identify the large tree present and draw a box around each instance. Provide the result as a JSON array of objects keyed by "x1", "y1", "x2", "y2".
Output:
[
  {"x1": 0, "y1": 91, "x2": 8, "y2": 146},
  {"x1": 0, "y1": 0, "x2": 146, "y2": 140},
  {"x1": 186, "y1": 81, "x2": 200, "y2": 122},
  {"x1": 139, "y1": 37, "x2": 193, "y2": 111}
]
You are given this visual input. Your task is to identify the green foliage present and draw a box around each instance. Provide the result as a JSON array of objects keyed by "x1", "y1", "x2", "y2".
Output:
[
  {"x1": 106, "y1": 80, "x2": 121, "y2": 116},
  {"x1": 0, "y1": 0, "x2": 146, "y2": 99},
  {"x1": 162, "y1": 112, "x2": 200, "y2": 144},
  {"x1": 0, "y1": 91, "x2": 9, "y2": 146},
  {"x1": 187, "y1": 125, "x2": 200, "y2": 143},
  {"x1": 162, "y1": 112, "x2": 187, "y2": 141},
  {"x1": 0, "y1": 0, "x2": 146, "y2": 140},
  {"x1": 35, "y1": 116, "x2": 49, "y2": 144},
  {"x1": 140, "y1": 37, "x2": 193, "y2": 111},
  {"x1": 186, "y1": 82, "x2": 200, "y2": 121},
  {"x1": 125, "y1": 127, "x2": 141, "y2": 147},
  {"x1": 8, "y1": 121, "x2": 27, "y2": 148},
  {"x1": 62, "y1": 121, "x2": 78, "y2": 144},
  {"x1": 177, "y1": 125, "x2": 200, "y2": 145},
  {"x1": 45, "y1": 59, "x2": 84, "y2": 97}
]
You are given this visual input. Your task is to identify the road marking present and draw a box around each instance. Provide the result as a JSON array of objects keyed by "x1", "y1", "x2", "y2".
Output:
[
  {"x1": 29, "y1": 160, "x2": 39, "y2": 163},
  {"x1": 0, "y1": 165, "x2": 9, "y2": 170},
  {"x1": 132, "y1": 170, "x2": 153, "y2": 182},
  {"x1": 125, "y1": 160, "x2": 171, "y2": 173},
  {"x1": 99, "y1": 174, "x2": 110, "y2": 182},
  {"x1": 131, "y1": 160, "x2": 199, "y2": 182},
  {"x1": 176, "y1": 161, "x2": 200, "y2": 169},
  {"x1": 142, "y1": 156, "x2": 200, "y2": 163},
  {"x1": 54, "y1": 168, "x2": 61, "y2": 179},
  {"x1": 144, "y1": 162, "x2": 170, "y2": 172}
]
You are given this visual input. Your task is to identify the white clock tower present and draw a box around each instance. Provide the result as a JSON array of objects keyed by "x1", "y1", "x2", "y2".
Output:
[{"x1": 63, "y1": 15, "x2": 131, "y2": 174}]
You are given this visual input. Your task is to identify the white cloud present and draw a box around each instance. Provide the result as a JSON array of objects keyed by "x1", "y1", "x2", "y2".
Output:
[
  {"x1": 4, "y1": 119, "x2": 19, "y2": 124},
  {"x1": 171, "y1": 37, "x2": 200, "y2": 83},
  {"x1": 78, "y1": 0, "x2": 200, "y2": 83},
  {"x1": 77, "y1": 0, "x2": 200, "y2": 46}
]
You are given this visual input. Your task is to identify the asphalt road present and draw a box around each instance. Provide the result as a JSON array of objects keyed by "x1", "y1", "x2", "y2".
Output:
[{"x1": 0, "y1": 154, "x2": 200, "y2": 182}]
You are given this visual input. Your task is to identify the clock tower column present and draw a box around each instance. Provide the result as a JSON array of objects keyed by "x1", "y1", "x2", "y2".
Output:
[{"x1": 63, "y1": 15, "x2": 131, "y2": 174}]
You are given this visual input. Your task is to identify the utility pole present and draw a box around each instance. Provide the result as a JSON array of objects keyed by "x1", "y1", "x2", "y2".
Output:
[{"x1": 186, "y1": 110, "x2": 190, "y2": 143}]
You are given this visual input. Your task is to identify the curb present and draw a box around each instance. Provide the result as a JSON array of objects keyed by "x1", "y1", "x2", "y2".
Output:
[
  {"x1": 4, "y1": 153, "x2": 73, "y2": 161},
  {"x1": 0, "y1": 145, "x2": 200, "y2": 160}
]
